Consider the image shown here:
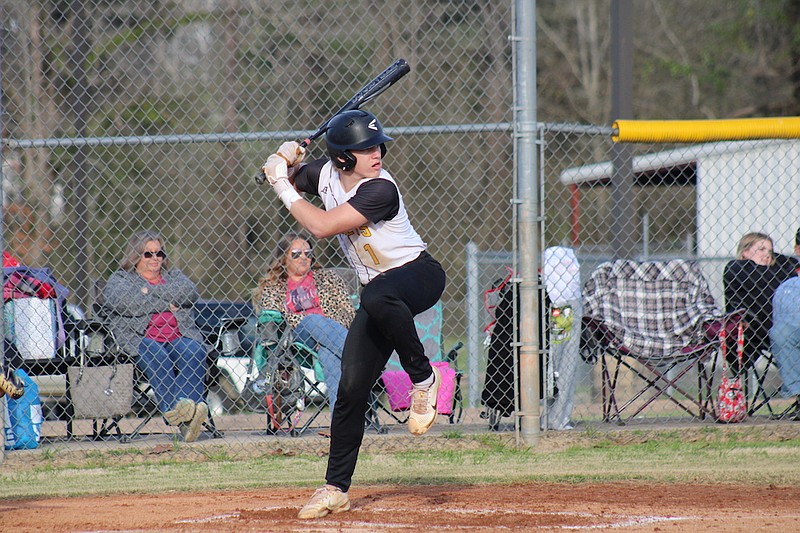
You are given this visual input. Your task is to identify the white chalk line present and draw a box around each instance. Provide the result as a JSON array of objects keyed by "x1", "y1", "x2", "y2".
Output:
[
  {"x1": 176, "y1": 505, "x2": 693, "y2": 530},
  {"x1": 371, "y1": 507, "x2": 691, "y2": 530},
  {"x1": 176, "y1": 512, "x2": 242, "y2": 524}
]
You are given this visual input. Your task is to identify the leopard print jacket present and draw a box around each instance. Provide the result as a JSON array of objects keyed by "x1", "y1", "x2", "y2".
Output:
[{"x1": 258, "y1": 268, "x2": 356, "y2": 329}]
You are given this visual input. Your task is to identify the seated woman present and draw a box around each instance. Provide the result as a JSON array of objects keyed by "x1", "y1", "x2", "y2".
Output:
[
  {"x1": 254, "y1": 232, "x2": 355, "y2": 411},
  {"x1": 723, "y1": 232, "x2": 799, "y2": 372},
  {"x1": 769, "y1": 276, "x2": 800, "y2": 420},
  {"x1": 102, "y1": 229, "x2": 209, "y2": 442}
]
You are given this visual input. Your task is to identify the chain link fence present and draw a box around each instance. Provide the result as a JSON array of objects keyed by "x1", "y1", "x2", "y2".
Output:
[
  {"x1": 545, "y1": 127, "x2": 800, "y2": 429},
  {"x1": 1, "y1": 1, "x2": 796, "y2": 461}
]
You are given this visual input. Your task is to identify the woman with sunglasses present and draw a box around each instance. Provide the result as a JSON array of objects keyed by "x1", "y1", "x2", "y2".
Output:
[
  {"x1": 254, "y1": 232, "x2": 355, "y2": 411},
  {"x1": 102, "y1": 229, "x2": 209, "y2": 442}
]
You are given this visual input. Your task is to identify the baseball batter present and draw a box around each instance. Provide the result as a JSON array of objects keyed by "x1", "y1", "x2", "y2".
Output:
[{"x1": 261, "y1": 109, "x2": 446, "y2": 519}]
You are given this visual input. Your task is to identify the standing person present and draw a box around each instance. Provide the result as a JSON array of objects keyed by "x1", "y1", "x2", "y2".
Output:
[
  {"x1": 254, "y1": 232, "x2": 355, "y2": 410},
  {"x1": 102, "y1": 229, "x2": 209, "y2": 442},
  {"x1": 261, "y1": 109, "x2": 446, "y2": 519},
  {"x1": 723, "y1": 232, "x2": 799, "y2": 372},
  {"x1": 542, "y1": 246, "x2": 582, "y2": 430}
]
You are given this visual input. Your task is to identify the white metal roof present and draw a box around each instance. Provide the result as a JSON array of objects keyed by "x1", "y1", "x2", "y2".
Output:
[{"x1": 558, "y1": 139, "x2": 797, "y2": 185}]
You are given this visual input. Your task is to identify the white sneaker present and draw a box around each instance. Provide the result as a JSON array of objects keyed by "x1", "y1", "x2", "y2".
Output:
[
  {"x1": 180, "y1": 401, "x2": 208, "y2": 443},
  {"x1": 297, "y1": 485, "x2": 350, "y2": 519},
  {"x1": 164, "y1": 398, "x2": 195, "y2": 426},
  {"x1": 408, "y1": 365, "x2": 440, "y2": 435}
]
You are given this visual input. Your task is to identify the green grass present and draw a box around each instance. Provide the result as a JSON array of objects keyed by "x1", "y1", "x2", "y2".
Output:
[{"x1": 2, "y1": 429, "x2": 800, "y2": 500}]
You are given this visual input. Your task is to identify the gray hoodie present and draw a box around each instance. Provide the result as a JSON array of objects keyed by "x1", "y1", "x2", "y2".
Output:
[{"x1": 101, "y1": 269, "x2": 205, "y2": 356}]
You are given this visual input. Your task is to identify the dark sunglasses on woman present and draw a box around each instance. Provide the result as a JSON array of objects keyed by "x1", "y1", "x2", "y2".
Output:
[{"x1": 290, "y1": 249, "x2": 313, "y2": 260}]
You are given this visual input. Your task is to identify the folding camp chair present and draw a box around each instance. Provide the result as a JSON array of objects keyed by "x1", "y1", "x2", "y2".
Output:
[
  {"x1": 741, "y1": 349, "x2": 795, "y2": 418},
  {"x1": 582, "y1": 259, "x2": 745, "y2": 424},
  {"x1": 91, "y1": 281, "x2": 224, "y2": 442},
  {"x1": 245, "y1": 309, "x2": 333, "y2": 436},
  {"x1": 4, "y1": 266, "x2": 131, "y2": 441},
  {"x1": 480, "y1": 269, "x2": 517, "y2": 430}
]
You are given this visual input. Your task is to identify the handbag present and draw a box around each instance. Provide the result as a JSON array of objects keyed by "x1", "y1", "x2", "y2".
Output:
[
  {"x1": 67, "y1": 362, "x2": 134, "y2": 419},
  {"x1": 716, "y1": 322, "x2": 747, "y2": 423}
]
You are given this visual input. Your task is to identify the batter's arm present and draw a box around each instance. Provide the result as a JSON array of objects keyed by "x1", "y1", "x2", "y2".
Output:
[{"x1": 290, "y1": 200, "x2": 368, "y2": 239}]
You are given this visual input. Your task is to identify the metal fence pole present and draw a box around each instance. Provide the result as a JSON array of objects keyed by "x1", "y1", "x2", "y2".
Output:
[
  {"x1": 515, "y1": 0, "x2": 540, "y2": 446},
  {"x1": 610, "y1": 0, "x2": 636, "y2": 259}
]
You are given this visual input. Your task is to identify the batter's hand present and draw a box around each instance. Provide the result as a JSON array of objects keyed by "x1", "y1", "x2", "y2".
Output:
[
  {"x1": 263, "y1": 154, "x2": 288, "y2": 185},
  {"x1": 262, "y1": 154, "x2": 297, "y2": 200},
  {"x1": 276, "y1": 141, "x2": 306, "y2": 167}
]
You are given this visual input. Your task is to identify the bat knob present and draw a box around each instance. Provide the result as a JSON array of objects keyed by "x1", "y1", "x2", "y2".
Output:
[{"x1": 255, "y1": 171, "x2": 267, "y2": 185}]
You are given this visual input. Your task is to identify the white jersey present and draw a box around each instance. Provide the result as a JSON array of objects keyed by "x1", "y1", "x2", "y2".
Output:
[{"x1": 315, "y1": 161, "x2": 426, "y2": 285}]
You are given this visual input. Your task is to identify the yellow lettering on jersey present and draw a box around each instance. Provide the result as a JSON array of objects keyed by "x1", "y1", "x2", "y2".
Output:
[
  {"x1": 345, "y1": 226, "x2": 371, "y2": 238},
  {"x1": 363, "y1": 244, "x2": 380, "y2": 265}
]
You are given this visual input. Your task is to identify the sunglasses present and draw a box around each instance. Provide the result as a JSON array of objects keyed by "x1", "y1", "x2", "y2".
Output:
[
  {"x1": 142, "y1": 250, "x2": 167, "y2": 259},
  {"x1": 290, "y1": 249, "x2": 313, "y2": 260}
]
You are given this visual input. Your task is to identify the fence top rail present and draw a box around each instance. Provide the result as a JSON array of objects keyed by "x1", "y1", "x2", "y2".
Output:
[
  {"x1": 2, "y1": 122, "x2": 620, "y2": 150},
  {"x1": 2, "y1": 123, "x2": 517, "y2": 150},
  {"x1": 542, "y1": 123, "x2": 615, "y2": 136}
]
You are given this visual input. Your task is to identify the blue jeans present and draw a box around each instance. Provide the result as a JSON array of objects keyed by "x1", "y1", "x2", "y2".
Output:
[
  {"x1": 137, "y1": 336, "x2": 208, "y2": 414},
  {"x1": 293, "y1": 314, "x2": 346, "y2": 410},
  {"x1": 770, "y1": 323, "x2": 800, "y2": 397}
]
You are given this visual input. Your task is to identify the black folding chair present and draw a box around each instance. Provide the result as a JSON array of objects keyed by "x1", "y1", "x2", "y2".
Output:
[{"x1": 92, "y1": 281, "x2": 224, "y2": 442}]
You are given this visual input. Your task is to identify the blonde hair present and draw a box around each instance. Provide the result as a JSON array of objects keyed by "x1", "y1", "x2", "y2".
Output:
[
  {"x1": 736, "y1": 232, "x2": 775, "y2": 265},
  {"x1": 251, "y1": 232, "x2": 322, "y2": 309}
]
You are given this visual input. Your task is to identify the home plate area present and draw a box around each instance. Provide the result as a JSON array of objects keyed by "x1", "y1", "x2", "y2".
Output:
[
  {"x1": 6, "y1": 483, "x2": 800, "y2": 531},
  {"x1": 182, "y1": 506, "x2": 689, "y2": 530}
]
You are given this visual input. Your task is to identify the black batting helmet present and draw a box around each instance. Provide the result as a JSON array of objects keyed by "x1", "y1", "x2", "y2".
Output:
[{"x1": 325, "y1": 110, "x2": 393, "y2": 171}]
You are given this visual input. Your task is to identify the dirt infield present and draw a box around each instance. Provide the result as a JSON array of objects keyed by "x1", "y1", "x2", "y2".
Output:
[{"x1": 4, "y1": 482, "x2": 799, "y2": 532}]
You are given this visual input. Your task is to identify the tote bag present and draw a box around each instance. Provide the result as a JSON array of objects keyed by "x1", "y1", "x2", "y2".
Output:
[{"x1": 716, "y1": 322, "x2": 747, "y2": 423}]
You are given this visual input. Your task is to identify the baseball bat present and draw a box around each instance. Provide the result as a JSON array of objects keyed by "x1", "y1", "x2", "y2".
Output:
[{"x1": 256, "y1": 58, "x2": 411, "y2": 184}]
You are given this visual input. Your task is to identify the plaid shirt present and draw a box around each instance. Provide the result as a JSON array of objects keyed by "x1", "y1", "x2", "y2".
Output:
[{"x1": 583, "y1": 259, "x2": 723, "y2": 361}]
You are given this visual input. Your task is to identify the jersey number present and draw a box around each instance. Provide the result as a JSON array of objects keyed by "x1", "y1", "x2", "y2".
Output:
[
  {"x1": 363, "y1": 244, "x2": 380, "y2": 266},
  {"x1": 346, "y1": 226, "x2": 380, "y2": 266}
]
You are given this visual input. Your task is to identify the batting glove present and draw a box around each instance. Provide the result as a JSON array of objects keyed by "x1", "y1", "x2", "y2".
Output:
[
  {"x1": 262, "y1": 154, "x2": 301, "y2": 209},
  {"x1": 276, "y1": 141, "x2": 306, "y2": 167}
]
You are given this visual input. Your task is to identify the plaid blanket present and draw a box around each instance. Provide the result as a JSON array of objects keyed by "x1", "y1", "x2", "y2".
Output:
[{"x1": 583, "y1": 259, "x2": 723, "y2": 360}]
